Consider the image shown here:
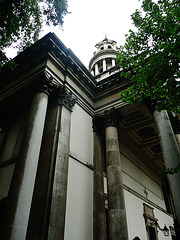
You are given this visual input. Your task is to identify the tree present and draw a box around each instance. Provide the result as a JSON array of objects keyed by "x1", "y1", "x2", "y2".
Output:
[
  {"x1": 117, "y1": 0, "x2": 180, "y2": 113},
  {"x1": 0, "y1": 0, "x2": 69, "y2": 70}
]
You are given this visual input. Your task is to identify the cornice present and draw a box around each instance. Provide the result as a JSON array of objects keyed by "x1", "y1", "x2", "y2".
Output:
[
  {"x1": 0, "y1": 33, "x2": 130, "y2": 112},
  {"x1": 95, "y1": 72, "x2": 129, "y2": 95}
]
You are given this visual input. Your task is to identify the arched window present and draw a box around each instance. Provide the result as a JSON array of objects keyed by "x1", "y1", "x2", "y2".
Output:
[
  {"x1": 108, "y1": 45, "x2": 112, "y2": 49},
  {"x1": 100, "y1": 46, "x2": 104, "y2": 50}
]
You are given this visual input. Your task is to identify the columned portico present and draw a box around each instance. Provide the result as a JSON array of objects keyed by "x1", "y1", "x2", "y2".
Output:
[
  {"x1": 154, "y1": 110, "x2": 180, "y2": 237},
  {"x1": 0, "y1": 75, "x2": 51, "y2": 240},
  {"x1": 103, "y1": 108, "x2": 128, "y2": 240},
  {"x1": 0, "y1": 32, "x2": 178, "y2": 240}
]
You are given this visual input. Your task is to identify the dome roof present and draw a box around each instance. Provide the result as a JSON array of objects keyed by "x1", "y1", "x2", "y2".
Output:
[{"x1": 95, "y1": 37, "x2": 117, "y2": 48}]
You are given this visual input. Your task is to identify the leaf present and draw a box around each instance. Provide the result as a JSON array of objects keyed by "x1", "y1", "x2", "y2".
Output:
[
  {"x1": 117, "y1": 0, "x2": 180, "y2": 113},
  {"x1": 0, "y1": 0, "x2": 70, "y2": 71}
]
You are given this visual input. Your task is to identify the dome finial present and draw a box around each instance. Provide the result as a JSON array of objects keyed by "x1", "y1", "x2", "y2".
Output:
[{"x1": 105, "y1": 33, "x2": 107, "y2": 40}]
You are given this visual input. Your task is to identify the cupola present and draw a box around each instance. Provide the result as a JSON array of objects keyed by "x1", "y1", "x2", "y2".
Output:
[{"x1": 89, "y1": 37, "x2": 119, "y2": 80}]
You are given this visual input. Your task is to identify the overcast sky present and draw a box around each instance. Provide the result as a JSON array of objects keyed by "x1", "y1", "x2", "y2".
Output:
[{"x1": 7, "y1": 0, "x2": 142, "y2": 68}]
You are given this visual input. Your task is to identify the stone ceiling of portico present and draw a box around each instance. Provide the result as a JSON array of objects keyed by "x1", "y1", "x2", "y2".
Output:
[{"x1": 118, "y1": 104, "x2": 164, "y2": 174}]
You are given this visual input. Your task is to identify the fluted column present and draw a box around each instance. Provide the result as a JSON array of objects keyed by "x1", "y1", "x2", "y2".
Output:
[
  {"x1": 103, "y1": 108, "x2": 128, "y2": 240},
  {"x1": 1, "y1": 74, "x2": 52, "y2": 240},
  {"x1": 93, "y1": 115, "x2": 107, "y2": 240},
  {"x1": 154, "y1": 110, "x2": 180, "y2": 237},
  {"x1": 47, "y1": 87, "x2": 77, "y2": 240}
]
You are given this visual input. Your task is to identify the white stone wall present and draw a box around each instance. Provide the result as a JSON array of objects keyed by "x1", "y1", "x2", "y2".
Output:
[
  {"x1": 64, "y1": 104, "x2": 93, "y2": 240},
  {"x1": 64, "y1": 157, "x2": 93, "y2": 240},
  {"x1": 154, "y1": 207, "x2": 174, "y2": 240},
  {"x1": 124, "y1": 190, "x2": 174, "y2": 240},
  {"x1": 70, "y1": 104, "x2": 93, "y2": 165},
  {"x1": 121, "y1": 154, "x2": 166, "y2": 209}
]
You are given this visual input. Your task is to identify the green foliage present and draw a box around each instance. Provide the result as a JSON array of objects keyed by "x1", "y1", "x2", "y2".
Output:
[
  {"x1": 165, "y1": 163, "x2": 180, "y2": 175},
  {"x1": 117, "y1": 0, "x2": 180, "y2": 113},
  {"x1": 159, "y1": 162, "x2": 180, "y2": 175},
  {"x1": 0, "y1": 0, "x2": 69, "y2": 70}
]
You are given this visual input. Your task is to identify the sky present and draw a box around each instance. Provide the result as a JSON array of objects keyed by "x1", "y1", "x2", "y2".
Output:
[{"x1": 6, "y1": 0, "x2": 142, "y2": 68}]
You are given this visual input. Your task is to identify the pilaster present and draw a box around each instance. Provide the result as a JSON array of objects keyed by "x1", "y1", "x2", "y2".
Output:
[
  {"x1": 47, "y1": 85, "x2": 77, "y2": 240},
  {"x1": 53, "y1": 84, "x2": 77, "y2": 112},
  {"x1": 93, "y1": 115, "x2": 107, "y2": 240}
]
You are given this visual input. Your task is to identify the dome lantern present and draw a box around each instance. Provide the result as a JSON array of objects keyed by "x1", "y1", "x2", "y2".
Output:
[{"x1": 89, "y1": 37, "x2": 120, "y2": 80}]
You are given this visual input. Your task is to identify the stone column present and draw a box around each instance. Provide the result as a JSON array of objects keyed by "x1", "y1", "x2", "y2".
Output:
[
  {"x1": 95, "y1": 63, "x2": 99, "y2": 75},
  {"x1": 103, "y1": 108, "x2": 129, "y2": 240},
  {"x1": 154, "y1": 110, "x2": 180, "y2": 237},
  {"x1": 175, "y1": 133, "x2": 180, "y2": 150},
  {"x1": 47, "y1": 88, "x2": 77, "y2": 240},
  {"x1": 26, "y1": 85, "x2": 66, "y2": 240},
  {"x1": 0, "y1": 74, "x2": 52, "y2": 240},
  {"x1": 93, "y1": 115, "x2": 107, "y2": 240},
  {"x1": 174, "y1": 117, "x2": 180, "y2": 150},
  {"x1": 103, "y1": 59, "x2": 107, "y2": 72}
]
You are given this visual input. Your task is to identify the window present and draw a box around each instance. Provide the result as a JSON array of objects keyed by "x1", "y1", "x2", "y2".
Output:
[
  {"x1": 148, "y1": 226, "x2": 157, "y2": 240},
  {"x1": 143, "y1": 204, "x2": 158, "y2": 240}
]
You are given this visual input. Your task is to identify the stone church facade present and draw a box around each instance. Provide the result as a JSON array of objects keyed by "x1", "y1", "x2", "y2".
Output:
[{"x1": 0, "y1": 32, "x2": 179, "y2": 240}]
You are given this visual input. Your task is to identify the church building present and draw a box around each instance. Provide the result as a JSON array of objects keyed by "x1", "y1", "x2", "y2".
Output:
[{"x1": 0, "y1": 32, "x2": 179, "y2": 240}]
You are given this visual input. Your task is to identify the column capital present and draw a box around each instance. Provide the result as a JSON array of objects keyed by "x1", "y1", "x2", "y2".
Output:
[
  {"x1": 53, "y1": 84, "x2": 77, "y2": 112},
  {"x1": 103, "y1": 108, "x2": 122, "y2": 128},
  {"x1": 34, "y1": 71, "x2": 54, "y2": 96},
  {"x1": 92, "y1": 108, "x2": 123, "y2": 132}
]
